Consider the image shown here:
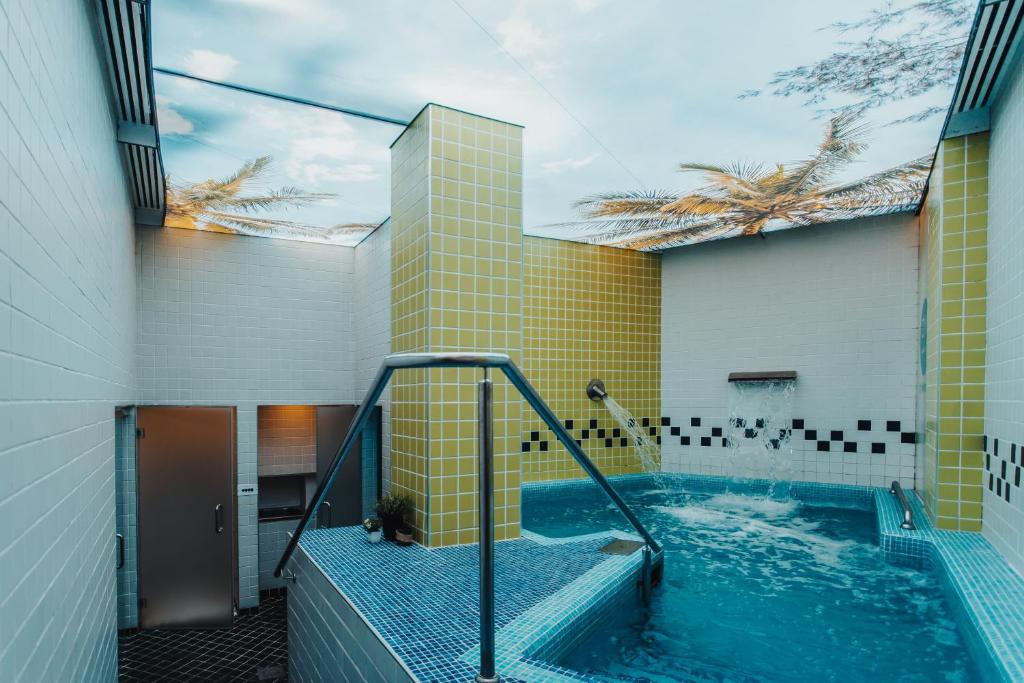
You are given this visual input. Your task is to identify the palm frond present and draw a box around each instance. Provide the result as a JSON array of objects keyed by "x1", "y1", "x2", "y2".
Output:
[
  {"x1": 540, "y1": 213, "x2": 699, "y2": 243},
  {"x1": 200, "y1": 210, "x2": 328, "y2": 237},
  {"x1": 213, "y1": 155, "x2": 273, "y2": 196},
  {"x1": 320, "y1": 222, "x2": 380, "y2": 238},
  {"x1": 574, "y1": 190, "x2": 680, "y2": 218},
  {"x1": 658, "y1": 194, "x2": 736, "y2": 216},
  {"x1": 613, "y1": 221, "x2": 742, "y2": 250},
  {"x1": 775, "y1": 113, "x2": 870, "y2": 194},
  {"x1": 821, "y1": 155, "x2": 930, "y2": 205},
  {"x1": 553, "y1": 111, "x2": 926, "y2": 251},
  {"x1": 739, "y1": 216, "x2": 770, "y2": 236},
  {"x1": 208, "y1": 187, "x2": 335, "y2": 214},
  {"x1": 162, "y1": 157, "x2": 358, "y2": 241},
  {"x1": 327, "y1": 222, "x2": 380, "y2": 232},
  {"x1": 676, "y1": 162, "x2": 772, "y2": 196}
]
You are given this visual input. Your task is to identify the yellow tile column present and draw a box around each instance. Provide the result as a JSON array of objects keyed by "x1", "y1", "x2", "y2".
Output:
[
  {"x1": 390, "y1": 104, "x2": 524, "y2": 546},
  {"x1": 920, "y1": 132, "x2": 988, "y2": 531}
]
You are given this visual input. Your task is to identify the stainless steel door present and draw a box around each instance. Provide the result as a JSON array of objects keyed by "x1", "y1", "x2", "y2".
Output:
[
  {"x1": 315, "y1": 405, "x2": 362, "y2": 527},
  {"x1": 137, "y1": 407, "x2": 236, "y2": 629}
]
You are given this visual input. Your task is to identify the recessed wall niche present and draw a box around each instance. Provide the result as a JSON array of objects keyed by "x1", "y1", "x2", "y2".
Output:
[{"x1": 257, "y1": 405, "x2": 317, "y2": 477}]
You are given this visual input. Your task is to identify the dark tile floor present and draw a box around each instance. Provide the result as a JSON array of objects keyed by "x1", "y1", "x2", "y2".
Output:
[{"x1": 118, "y1": 591, "x2": 288, "y2": 682}]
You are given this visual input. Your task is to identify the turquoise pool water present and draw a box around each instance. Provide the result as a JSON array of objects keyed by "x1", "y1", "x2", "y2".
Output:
[{"x1": 522, "y1": 479, "x2": 982, "y2": 682}]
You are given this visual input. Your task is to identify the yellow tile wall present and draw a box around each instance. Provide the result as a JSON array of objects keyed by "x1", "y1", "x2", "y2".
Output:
[
  {"x1": 390, "y1": 104, "x2": 524, "y2": 546},
  {"x1": 521, "y1": 237, "x2": 661, "y2": 481},
  {"x1": 920, "y1": 133, "x2": 989, "y2": 531},
  {"x1": 390, "y1": 110, "x2": 431, "y2": 539}
]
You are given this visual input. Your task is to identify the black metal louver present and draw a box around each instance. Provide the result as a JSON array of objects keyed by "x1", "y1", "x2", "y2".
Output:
[
  {"x1": 97, "y1": 0, "x2": 166, "y2": 225},
  {"x1": 944, "y1": 0, "x2": 1024, "y2": 137}
]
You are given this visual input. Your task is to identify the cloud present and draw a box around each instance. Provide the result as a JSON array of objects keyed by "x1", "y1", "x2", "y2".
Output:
[
  {"x1": 245, "y1": 104, "x2": 384, "y2": 187},
  {"x1": 154, "y1": 0, "x2": 948, "y2": 245},
  {"x1": 497, "y1": 16, "x2": 545, "y2": 59},
  {"x1": 303, "y1": 163, "x2": 378, "y2": 185},
  {"x1": 495, "y1": 14, "x2": 558, "y2": 77},
  {"x1": 156, "y1": 96, "x2": 194, "y2": 135},
  {"x1": 213, "y1": 0, "x2": 348, "y2": 29},
  {"x1": 541, "y1": 153, "x2": 600, "y2": 173},
  {"x1": 218, "y1": 0, "x2": 298, "y2": 6},
  {"x1": 217, "y1": 0, "x2": 326, "y2": 11},
  {"x1": 183, "y1": 49, "x2": 238, "y2": 80}
]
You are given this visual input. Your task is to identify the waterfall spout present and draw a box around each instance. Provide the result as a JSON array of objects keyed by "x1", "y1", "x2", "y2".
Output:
[
  {"x1": 587, "y1": 380, "x2": 660, "y2": 474},
  {"x1": 726, "y1": 378, "x2": 797, "y2": 498}
]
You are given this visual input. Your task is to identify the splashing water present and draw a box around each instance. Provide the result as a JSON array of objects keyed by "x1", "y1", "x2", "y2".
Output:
[
  {"x1": 522, "y1": 480, "x2": 982, "y2": 683},
  {"x1": 725, "y1": 379, "x2": 796, "y2": 498},
  {"x1": 602, "y1": 396, "x2": 661, "y2": 474}
]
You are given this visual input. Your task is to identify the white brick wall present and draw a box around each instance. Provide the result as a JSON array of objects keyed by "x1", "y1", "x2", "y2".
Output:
[
  {"x1": 135, "y1": 226, "x2": 357, "y2": 607},
  {"x1": 982, "y1": 56, "x2": 1024, "y2": 576},
  {"x1": 0, "y1": 0, "x2": 136, "y2": 679},
  {"x1": 353, "y1": 220, "x2": 391, "y2": 491},
  {"x1": 288, "y1": 547, "x2": 415, "y2": 683},
  {"x1": 661, "y1": 214, "x2": 920, "y2": 488}
]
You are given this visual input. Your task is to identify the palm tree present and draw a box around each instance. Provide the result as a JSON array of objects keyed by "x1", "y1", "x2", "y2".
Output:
[
  {"x1": 552, "y1": 114, "x2": 931, "y2": 251},
  {"x1": 164, "y1": 155, "x2": 376, "y2": 241}
]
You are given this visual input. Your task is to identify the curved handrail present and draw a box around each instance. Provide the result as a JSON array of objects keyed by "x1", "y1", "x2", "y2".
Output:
[
  {"x1": 890, "y1": 480, "x2": 916, "y2": 530},
  {"x1": 274, "y1": 351, "x2": 661, "y2": 577}
]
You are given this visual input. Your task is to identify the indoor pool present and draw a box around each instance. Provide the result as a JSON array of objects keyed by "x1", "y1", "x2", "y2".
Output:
[{"x1": 522, "y1": 478, "x2": 983, "y2": 683}]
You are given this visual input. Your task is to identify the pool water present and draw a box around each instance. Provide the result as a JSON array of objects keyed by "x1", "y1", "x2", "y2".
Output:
[{"x1": 522, "y1": 479, "x2": 982, "y2": 683}]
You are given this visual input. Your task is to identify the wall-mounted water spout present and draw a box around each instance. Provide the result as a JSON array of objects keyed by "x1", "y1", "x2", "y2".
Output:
[
  {"x1": 586, "y1": 379, "x2": 661, "y2": 476},
  {"x1": 725, "y1": 371, "x2": 797, "y2": 497},
  {"x1": 728, "y1": 371, "x2": 797, "y2": 383},
  {"x1": 586, "y1": 378, "x2": 608, "y2": 402}
]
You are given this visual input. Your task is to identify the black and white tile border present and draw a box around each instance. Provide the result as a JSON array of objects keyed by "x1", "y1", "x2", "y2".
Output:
[
  {"x1": 522, "y1": 416, "x2": 916, "y2": 456},
  {"x1": 522, "y1": 416, "x2": 656, "y2": 454},
  {"x1": 984, "y1": 435, "x2": 1021, "y2": 504}
]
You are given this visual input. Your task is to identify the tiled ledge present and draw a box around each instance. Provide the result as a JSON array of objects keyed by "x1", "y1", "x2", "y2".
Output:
[
  {"x1": 292, "y1": 477, "x2": 1024, "y2": 682},
  {"x1": 875, "y1": 488, "x2": 1024, "y2": 682},
  {"x1": 293, "y1": 526, "x2": 632, "y2": 682},
  {"x1": 459, "y1": 530, "x2": 646, "y2": 682}
]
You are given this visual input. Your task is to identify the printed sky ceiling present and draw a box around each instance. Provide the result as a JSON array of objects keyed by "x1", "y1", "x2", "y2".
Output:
[{"x1": 152, "y1": 0, "x2": 963, "y2": 249}]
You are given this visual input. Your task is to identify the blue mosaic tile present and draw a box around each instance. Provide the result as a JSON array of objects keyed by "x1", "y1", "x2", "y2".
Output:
[
  {"x1": 298, "y1": 527, "x2": 630, "y2": 682},
  {"x1": 873, "y1": 487, "x2": 1024, "y2": 682},
  {"x1": 461, "y1": 531, "x2": 647, "y2": 682},
  {"x1": 298, "y1": 474, "x2": 1024, "y2": 683}
]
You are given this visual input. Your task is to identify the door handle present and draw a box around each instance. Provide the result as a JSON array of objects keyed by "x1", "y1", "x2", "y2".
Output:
[
  {"x1": 115, "y1": 533, "x2": 125, "y2": 569},
  {"x1": 318, "y1": 501, "x2": 332, "y2": 528},
  {"x1": 214, "y1": 504, "x2": 224, "y2": 534}
]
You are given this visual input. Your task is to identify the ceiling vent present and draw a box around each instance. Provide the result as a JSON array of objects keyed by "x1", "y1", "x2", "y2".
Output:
[
  {"x1": 944, "y1": 0, "x2": 1024, "y2": 138},
  {"x1": 96, "y1": 0, "x2": 166, "y2": 226}
]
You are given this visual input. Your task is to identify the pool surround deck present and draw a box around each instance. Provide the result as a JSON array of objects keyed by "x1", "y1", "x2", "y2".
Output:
[
  {"x1": 291, "y1": 473, "x2": 1024, "y2": 682},
  {"x1": 292, "y1": 524, "x2": 644, "y2": 682}
]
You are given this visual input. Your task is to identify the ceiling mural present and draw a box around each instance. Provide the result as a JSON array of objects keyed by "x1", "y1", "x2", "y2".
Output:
[{"x1": 152, "y1": 0, "x2": 970, "y2": 249}]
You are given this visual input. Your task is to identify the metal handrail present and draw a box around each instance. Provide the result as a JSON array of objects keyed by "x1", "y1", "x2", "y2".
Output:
[
  {"x1": 275, "y1": 352, "x2": 661, "y2": 574},
  {"x1": 889, "y1": 481, "x2": 916, "y2": 530},
  {"x1": 274, "y1": 352, "x2": 663, "y2": 682}
]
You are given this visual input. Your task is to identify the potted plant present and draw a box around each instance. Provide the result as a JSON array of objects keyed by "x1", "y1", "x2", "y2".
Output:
[
  {"x1": 394, "y1": 524, "x2": 414, "y2": 546},
  {"x1": 375, "y1": 493, "x2": 412, "y2": 541},
  {"x1": 363, "y1": 518, "x2": 382, "y2": 544}
]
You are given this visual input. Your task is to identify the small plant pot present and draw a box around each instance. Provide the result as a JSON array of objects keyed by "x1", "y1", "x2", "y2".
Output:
[
  {"x1": 394, "y1": 526, "x2": 414, "y2": 546},
  {"x1": 381, "y1": 514, "x2": 403, "y2": 541},
  {"x1": 366, "y1": 530, "x2": 382, "y2": 544}
]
